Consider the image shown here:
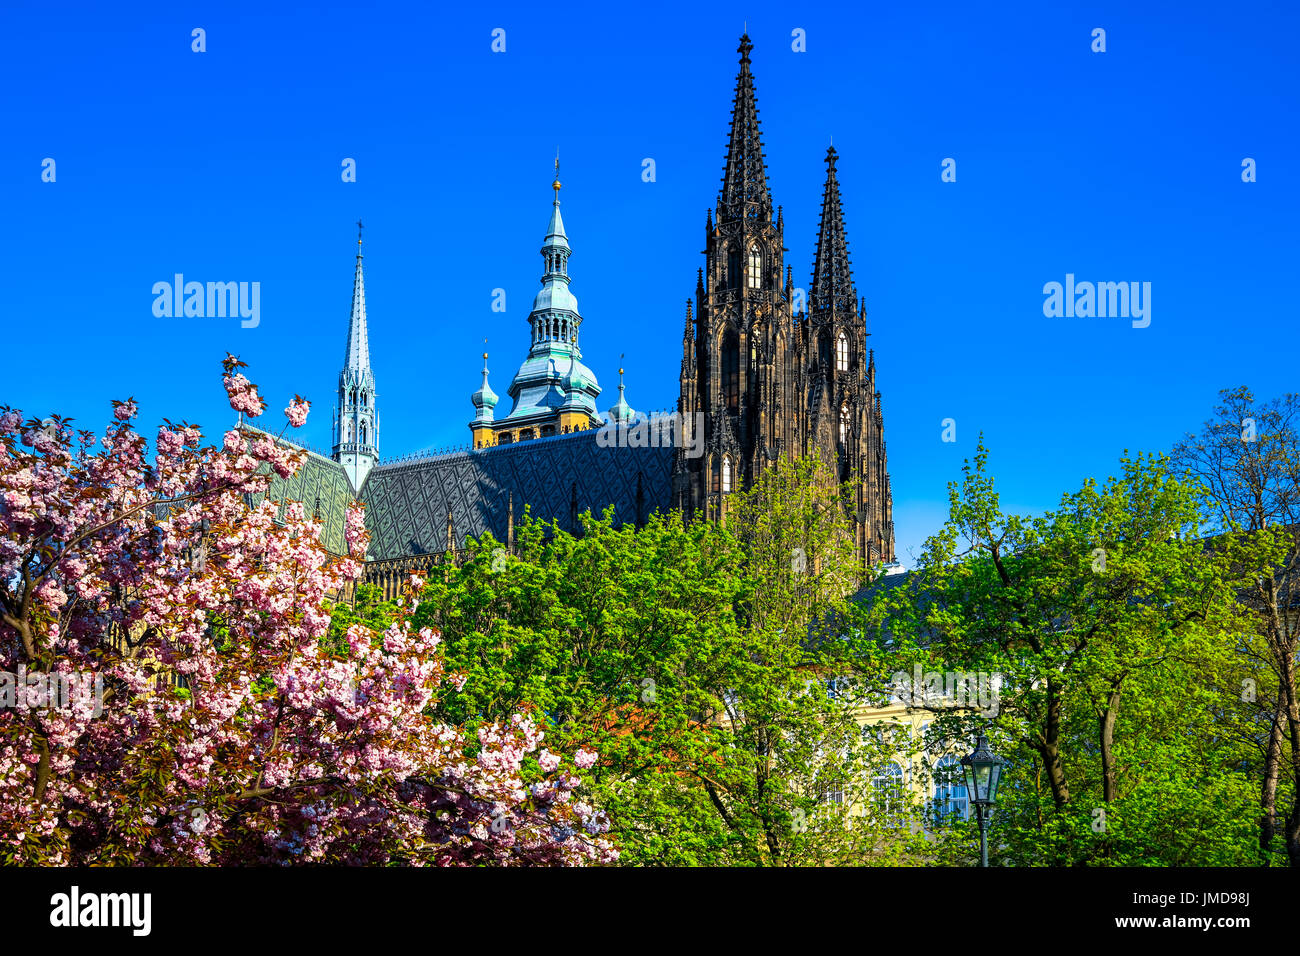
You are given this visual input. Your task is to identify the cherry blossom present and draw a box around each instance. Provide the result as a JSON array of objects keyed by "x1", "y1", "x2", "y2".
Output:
[
  {"x1": 285, "y1": 397, "x2": 310, "y2": 429},
  {"x1": 0, "y1": 358, "x2": 613, "y2": 865}
]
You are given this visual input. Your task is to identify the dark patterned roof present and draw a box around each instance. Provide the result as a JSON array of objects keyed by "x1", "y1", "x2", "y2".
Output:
[
  {"x1": 360, "y1": 429, "x2": 674, "y2": 562},
  {"x1": 241, "y1": 426, "x2": 356, "y2": 556}
]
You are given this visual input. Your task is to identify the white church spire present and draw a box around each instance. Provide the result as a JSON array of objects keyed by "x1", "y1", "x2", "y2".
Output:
[{"x1": 332, "y1": 220, "x2": 378, "y2": 491}]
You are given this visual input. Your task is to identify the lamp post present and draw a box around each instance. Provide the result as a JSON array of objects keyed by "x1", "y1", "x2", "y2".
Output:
[{"x1": 961, "y1": 734, "x2": 1005, "y2": 868}]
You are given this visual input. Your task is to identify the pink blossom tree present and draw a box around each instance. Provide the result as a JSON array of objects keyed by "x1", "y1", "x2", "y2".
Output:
[{"x1": 0, "y1": 355, "x2": 613, "y2": 865}]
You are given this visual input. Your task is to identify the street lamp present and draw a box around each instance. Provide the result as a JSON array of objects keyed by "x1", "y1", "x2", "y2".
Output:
[{"x1": 961, "y1": 734, "x2": 1004, "y2": 867}]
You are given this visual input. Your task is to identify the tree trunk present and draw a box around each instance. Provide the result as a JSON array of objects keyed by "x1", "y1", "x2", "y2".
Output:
[
  {"x1": 1035, "y1": 678, "x2": 1071, "y2": 807},
  {"x1": 1278, "y1": 658, "x2": 1300, "y2": 867},
  {"x1": 1099, "y1": 682, "x2": 1123, "y2": 804},
  {"x1": 1260, "y1": 694, "x2": 1283, "y2": 859}
]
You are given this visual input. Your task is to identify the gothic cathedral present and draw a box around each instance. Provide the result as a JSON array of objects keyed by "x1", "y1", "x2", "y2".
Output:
[
  {"x1": 672, "y1": 34, "x2": 895, "y2": 565},
  {"x1": 250, "y1": 34, "x2": 894, "y2": 591}
]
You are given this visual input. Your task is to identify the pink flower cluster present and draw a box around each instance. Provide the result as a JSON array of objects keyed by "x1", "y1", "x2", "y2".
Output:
[
  {"x1": 223, "y1": 372, "x2": 266, "y2": 418},
  {"x1": 0, "y1": 360, "x2": 614, "y2": 867},
  {"x1": 285, "y1": 397, "x2": 310, "y2": 429},
  {"x1": 345, "y1": 504, "x2": 369, "y2": 560}
]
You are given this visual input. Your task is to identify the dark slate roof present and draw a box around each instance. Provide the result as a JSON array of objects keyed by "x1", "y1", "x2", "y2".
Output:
[
  {"x1": 240, "y1": 426, "x2": 356, "y2": 556},
  {"x1": 359, "y1": 429, "x2": 674, "y2": 561}
]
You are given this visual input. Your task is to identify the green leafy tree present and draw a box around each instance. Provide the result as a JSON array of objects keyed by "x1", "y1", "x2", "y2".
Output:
[
  {"x1": 874, "y1": 441, "x2": 1281, "y2": 865},
  {"x1": 1172, "y1": 387, "x2": 1300, "y2": 865},
  {"x1": 401, "y1": 456, "x2": 915, "y2": 865}
]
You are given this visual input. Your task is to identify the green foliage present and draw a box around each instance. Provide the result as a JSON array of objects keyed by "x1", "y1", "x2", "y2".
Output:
[
  {"x1": 322, "y1": 442, "x2": 1284, "y2": 866},
  {"x1": 324, "y1": 582, "x2": 398, "y2": 656},
  {"x1": 401, "y1": 457, "x2": 913, "y2": 865},
  {"x1": 876, "y1": 439, "x2": 1284, "y2": 865}
]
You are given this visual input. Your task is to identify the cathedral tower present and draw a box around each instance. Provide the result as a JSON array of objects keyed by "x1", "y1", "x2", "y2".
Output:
[
  {"x1": 674, "y1": 33, "x2": 796, "y2": 521},
  {"x1": 673, "y1": 36, "x2": 894, "y2": 566},
  {"x1": 804, "y1": 146, "x2": 894, "y2": 563},
  {"x1": 333, "y1": 222, "x2": 378, "y2": 491}
]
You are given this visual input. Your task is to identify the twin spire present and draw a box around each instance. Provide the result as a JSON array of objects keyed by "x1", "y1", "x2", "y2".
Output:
[
  {"x1": 811, "y1": 146, "x2": 857, "y2": 316},
  {"x1": 720, "y1": 33, "x2": 857, "y2": 311},
  {"x1": 719, "y1": 32, "x2": 771, "y2": 221}
]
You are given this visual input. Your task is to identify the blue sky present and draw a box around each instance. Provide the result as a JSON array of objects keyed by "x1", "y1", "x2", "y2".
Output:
[{"x1": 3, "y1": 0, "x2": 1297, "y2": 564}]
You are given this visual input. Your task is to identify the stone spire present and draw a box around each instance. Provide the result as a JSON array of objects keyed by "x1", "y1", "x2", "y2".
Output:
[
  {"x1": 719, "y1": 33, "x2": 772, "y2": 222},
  {"x1": 333, "y1": 221, "x2": 378, "y2": 491},
  {"x1": 811, "y1": 146, "x2": 857, "y2": 317}
]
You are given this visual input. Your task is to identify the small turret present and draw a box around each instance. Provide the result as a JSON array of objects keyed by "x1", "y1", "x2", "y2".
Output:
[
  {"x1": 470, "y1": 346, "x2": 499, "y2": 448},
  {"x1": 606, "y1": 361, "x2": 635, "y2": 424}
]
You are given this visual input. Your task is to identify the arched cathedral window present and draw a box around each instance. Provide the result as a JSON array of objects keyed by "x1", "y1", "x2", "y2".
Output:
[
  {"x1": 836, "y1": 332, "x2": 849, "y2": 372},
  {"x1": 747, "y1": 245, "x2": 762, "y2": 289},
  {"x1": 839, "y1": 404, "x2": 850, "y2": 446},
  {"x1": 722, "y1": 455, "x2": 733, "y2": 493},
  {"x1": 727, "y1": 245, "x2": 741, "y2": 291}
]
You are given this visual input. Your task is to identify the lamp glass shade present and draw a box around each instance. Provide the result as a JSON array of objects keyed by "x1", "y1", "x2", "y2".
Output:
[
  {"x1": 961, "y1": 735, "x2": 1005, "y2": 805},
  {"x1": 986, "y1": 762, "x2": 1002, "y2": 803}
]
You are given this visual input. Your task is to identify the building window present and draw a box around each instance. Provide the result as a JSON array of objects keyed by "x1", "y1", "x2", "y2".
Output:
[
  {"x1": 932, "y1": 756, "x2": 969, "y2": 822},
  {"x1": 519, "y1": 428, "x2": 534, "y2": 442},
  {"x1": 836, "y1": 332, "x2": 848, "y2": 372},
  {"x1": 722, "y1": 330, "x2": 739, "y2": 412},
  {"x1": 747, "y1": 244, "x2": 762, "y2": 289},
  {"x1": 839, "y1": 404, "x2": 850, "y2": 445},
  {"x1": 872, "y1": 762, "x2": 904, "y2": 827},
  {"x1": 541, "y1": 424, "x2": 556, "y2": 438},
  {"x1": 721, "y1": 456, "x2": 733, "y2": 493},
  {"x1": 360, "y1": 423, "x2": 367, "y2": 445},
  {"x1": 498, "y1": 432, "x2": 513, "y2": 445},
  {"x1": 819, "y1": 780, "x2": 846, "y2": 805},
  {"x1": 727, "y1": 245, "x2": 740, "y2": 290}
]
